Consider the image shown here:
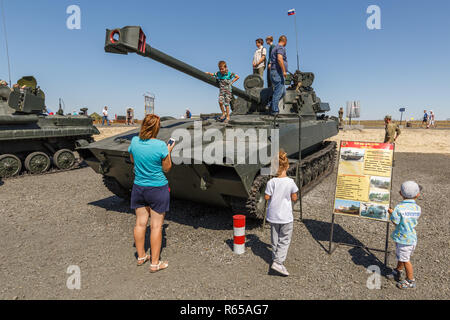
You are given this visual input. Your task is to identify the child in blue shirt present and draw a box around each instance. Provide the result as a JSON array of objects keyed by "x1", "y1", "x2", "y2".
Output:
[
  {"x1": 206, "y1": 61, "x2": 239, "y2": 123},
  {"x1": 387, "y1": 181, "x2": 421, "y2": 289}
]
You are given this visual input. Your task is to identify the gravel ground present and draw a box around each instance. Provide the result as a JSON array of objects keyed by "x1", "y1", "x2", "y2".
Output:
[{"x1": 0, "y1": 153, "x2": 449, "y2": 300}]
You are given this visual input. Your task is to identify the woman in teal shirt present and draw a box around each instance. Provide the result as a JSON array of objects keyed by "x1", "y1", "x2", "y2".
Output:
[{"x1": 128, "y1": 114, "x2": 175, "y2": 273}]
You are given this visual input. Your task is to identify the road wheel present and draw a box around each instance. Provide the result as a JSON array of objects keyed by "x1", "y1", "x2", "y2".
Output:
[
  {"x1": 0, "y1": 154, "x2": 22, "y2": 178},
  {"x1": 245, "y1": 174, "x2": 270, "y2": 219},
  {"x1": 25, "y1": 152, "x2": 51, "y2": 174},
  {"x1": 53, "y1": 149, "x2": 76, "y2": 170}
]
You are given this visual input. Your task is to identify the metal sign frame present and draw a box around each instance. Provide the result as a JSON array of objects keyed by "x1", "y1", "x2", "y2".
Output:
[
  {"x1": 328, "y1": 140, "x2": 395, "y2": 266},
  {"x1": 297, "y1": 114, "x2": 303, "y2": 221}
]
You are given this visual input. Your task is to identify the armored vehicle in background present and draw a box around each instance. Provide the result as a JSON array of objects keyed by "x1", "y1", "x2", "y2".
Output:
[
  {"x1": 0, "y1": 76, "x2": 99, "y2": 178},
  {"x1": 78, "y1": 26, "x2": 339, "y2": 219}
]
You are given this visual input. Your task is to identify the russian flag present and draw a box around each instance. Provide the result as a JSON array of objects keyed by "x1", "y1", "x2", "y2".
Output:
[{"x1": 287, "y1": 8, "x2": 295, "y2": 16}]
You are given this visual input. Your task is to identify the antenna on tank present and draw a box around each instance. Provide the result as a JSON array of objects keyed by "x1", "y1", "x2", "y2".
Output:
[
  {"x1": 1, "y1": 0, "x2": 12, "y2": 87},
  {"x1": 57, "y1": 98, "x2": 65, "y2": 115}
]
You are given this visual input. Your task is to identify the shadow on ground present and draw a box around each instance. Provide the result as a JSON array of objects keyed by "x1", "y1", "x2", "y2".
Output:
[
  {"x1": 225, "y1": 233, "x2": 288, "y2": 277},
  {"x1": 132, "y1": 224, "x2": 168, "y2": 259},
  {"x1": 88, "y1": 196, "x2": 263, "y2": 231},
  {"x1": 303, "y1": 218, "x2": 390, "y2": 273},
  {"x1": 225, "y1": 233, "x2": 272, "y2": 264},
  {"x1": 89, "y1": 196, "x2": 133, "y2": 214}
]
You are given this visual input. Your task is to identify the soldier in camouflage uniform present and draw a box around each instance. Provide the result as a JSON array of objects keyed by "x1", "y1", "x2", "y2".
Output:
[
  {"x1": 338, "y1": 107, "x2": 344, "y2": 128},
  {"x1": 384, "y1": 115, "x2": 401, "y2": 143},
  {"x1": 206, "y1": 61, "x2": 239, "y2": 123}
]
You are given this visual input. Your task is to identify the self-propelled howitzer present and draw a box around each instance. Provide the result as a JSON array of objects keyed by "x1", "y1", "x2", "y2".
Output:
[
  {"x1": 0, "y1": 77, "x2": 99, "y2": 178},
  {"x1": 78, "y1": 26, "x2": 339, "y2": 219}
]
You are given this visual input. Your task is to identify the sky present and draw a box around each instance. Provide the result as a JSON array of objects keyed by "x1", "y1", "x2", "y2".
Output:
[{"x1": 0, "y1": 0, "x2": 449, "y2": 120}]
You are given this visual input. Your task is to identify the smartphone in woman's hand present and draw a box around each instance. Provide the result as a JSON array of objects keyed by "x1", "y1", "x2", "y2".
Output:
[{"x1": 167, "y1": 138, "x2": 175, "y2": 146}]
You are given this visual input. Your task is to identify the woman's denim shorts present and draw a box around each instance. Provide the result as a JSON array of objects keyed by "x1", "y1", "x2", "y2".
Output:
[{"x1": 130, "y1": 183, "x2": 170, "y2": 213}]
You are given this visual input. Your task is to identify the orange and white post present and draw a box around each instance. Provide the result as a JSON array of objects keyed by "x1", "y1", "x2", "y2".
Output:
[{"x1": 233, "y1": 215, "x2": 246, "y2": 254}]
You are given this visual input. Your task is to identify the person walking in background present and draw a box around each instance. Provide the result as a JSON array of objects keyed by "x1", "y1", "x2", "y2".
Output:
[
  {"x1": 384, "y1": 115, "x2": 401, "y2": 143},
  {"x1": 265, "y1": 36, "x2": 275, "y2": 87},
  {"x1": 268, "y1": 35, "x2": 288, "y2": 115},
  {"x1": 421, "y1": 110, "x2": 428, "y2": 128},
  {"x1": 102, "y1": 106, "x2": 110, "y2": 126},
  {"x1": 185, "y1": 108, "x2": 192, "y2": 119},
  {"x1": 126, "y1": 107, "x2": 134, "y2": 125},
  {"x1": 387, "y1": 181, "x2": 421, "y2": 289},
  {"x1": 264, "y1": 150, "x2": 299, "y2": 276},
  {"x1": 428, "y1": 110, "x2": 435, "y2": 128},
  {"x1": 128, "y1": 114, "x2": 175, "y2": 272},
  {"x1": 252, "y1": 38, "x2": 267, "y2": 83}
]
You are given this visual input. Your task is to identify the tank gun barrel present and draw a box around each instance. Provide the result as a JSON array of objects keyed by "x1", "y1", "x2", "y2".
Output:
[{"x1": 104, "y1": 26, "x2": 259, "y2": 104}]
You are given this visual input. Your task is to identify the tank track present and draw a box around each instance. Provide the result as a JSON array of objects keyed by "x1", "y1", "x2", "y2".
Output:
[
  {"x1": 229, "y1": 141, "x2": 337, "y2": 220},
  {"x1": 102, "y1": 176, "x2": 131, "y2": 199},
  {"x1": 0, "y1": 158, "x2": 87, "y2": 182}
]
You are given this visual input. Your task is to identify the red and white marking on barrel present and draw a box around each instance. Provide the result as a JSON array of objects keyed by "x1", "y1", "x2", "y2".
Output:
[{"x1": 233, "y1": 215, "x2": 246, "y2": 254}]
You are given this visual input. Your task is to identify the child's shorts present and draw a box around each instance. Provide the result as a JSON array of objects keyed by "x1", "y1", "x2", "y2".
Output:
[
  {"x1": 219, "y1": 89, "x2": 232, "y2": 107},
  {"x1": 395, "y1": 243, "x2": 416, "y2": 262}
]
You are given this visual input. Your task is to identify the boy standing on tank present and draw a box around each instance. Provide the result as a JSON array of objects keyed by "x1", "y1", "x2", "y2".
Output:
[
  {"x1": 206, "y1": 61, "x2": 239, "y2": 123},
  {"x1": 264, "y1": 150, "x2": 299, "y2": 276},
  {"x1": 387, "y1": 181, "x2": 421, "y2": 289}
]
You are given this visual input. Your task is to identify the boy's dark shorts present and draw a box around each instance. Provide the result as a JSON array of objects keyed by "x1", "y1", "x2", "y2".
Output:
[{"x1": 131, "y1": 183, "x2": 170, "y2": 213}]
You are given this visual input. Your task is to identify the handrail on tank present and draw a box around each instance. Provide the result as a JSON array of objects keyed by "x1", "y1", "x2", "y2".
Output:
[{"x1": 104, "y1": 26, "x2": 260, "y2": 104}]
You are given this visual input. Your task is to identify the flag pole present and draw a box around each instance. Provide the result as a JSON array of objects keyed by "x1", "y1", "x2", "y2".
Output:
[
  {"x1": 293, "y1": 11, "x2": 300, "y2": 71},
  {"x1": 1, "y1": 0, "x2": 12, "y2": 87}
]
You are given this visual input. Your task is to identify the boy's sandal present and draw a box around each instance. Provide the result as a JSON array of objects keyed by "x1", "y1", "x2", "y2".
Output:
[
  {"x1": 136, "y1": 254, "x2": 150, "y2": 266},
  {"x1": 149, "y1": 261, "x2": 168, "y2": 273}
]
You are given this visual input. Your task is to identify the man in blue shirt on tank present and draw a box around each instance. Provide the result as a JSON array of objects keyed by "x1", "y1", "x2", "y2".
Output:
[{"x1": 268, "y1": 35, "x2": 288, "y2": 116}]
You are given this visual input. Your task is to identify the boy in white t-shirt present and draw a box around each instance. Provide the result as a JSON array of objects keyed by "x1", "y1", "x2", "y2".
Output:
[{"x1": 264, "y1": 150, "x2": 299, "y2": 276}]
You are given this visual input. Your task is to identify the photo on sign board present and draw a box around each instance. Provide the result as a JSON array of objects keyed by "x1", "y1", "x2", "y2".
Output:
[
  {"x1": 334, "y1": 199, "x2": 360, "y2": 216},
  {"x1": 368, "y1": 190, "x2": 390, "y2": 204},
  {"x1": 369, "y1": 176, "x2": 391, "y2": 191},
  {"x1": 340, "y1": 147, "x2": 365, "y2": 162},
  {"x1": 360, "y1": 202, "x2": 389, "y2": 221}
]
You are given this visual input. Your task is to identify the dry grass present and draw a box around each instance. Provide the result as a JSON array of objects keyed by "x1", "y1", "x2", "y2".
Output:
[
  {"x1": 94, "y1": 126, "x2": 137, "y2": 141},
  {"x1": 348, "y1": 120, "x2": 450, "y2": 128},
  {"x1": 329, "y1": 128, "x2": 450, "y2": 154}
]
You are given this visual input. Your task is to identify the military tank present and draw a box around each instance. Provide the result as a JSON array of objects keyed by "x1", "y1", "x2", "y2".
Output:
[
  {"x1": 0, "y1": 76, "x2": 100, "y2": 178},
  {"x1": 340, "y1": 150, "x2": 364, "y2": 161},
  {"x1": 77, "y1": 26, "x2": 339, "y2": 219}
]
